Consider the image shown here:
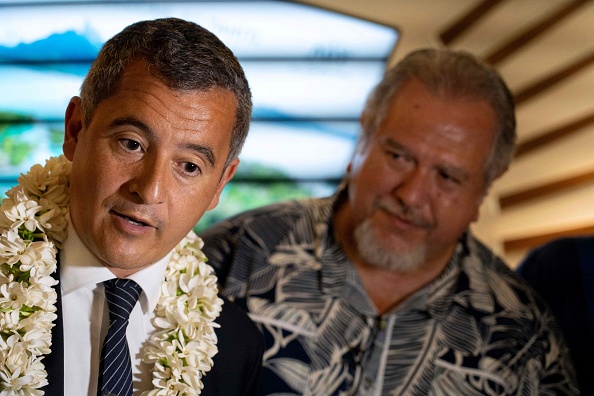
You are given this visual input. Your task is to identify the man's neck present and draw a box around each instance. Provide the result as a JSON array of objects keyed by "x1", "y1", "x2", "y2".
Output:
[
  {"x1": 351, "y1": 258, "x2": 448, "y2": 314},
  {"x1": 333, "y1": 203, "x2": 452, "y2": 315}
]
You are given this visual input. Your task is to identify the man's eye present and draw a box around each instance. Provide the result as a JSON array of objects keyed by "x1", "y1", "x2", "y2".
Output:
[
  {"x1": 439, "y1": 171, "x2": 460, "y2": 185},
  {"x1": 388, "y1": 151, "x2": 400, "y2": 159},
  {"x1": 182, "y1": 162, "x2": 200, "y2": 175},
  {"x1": 120, "y1": 139, "x2": 141, "y2": 151},
  {"x1": 386, "y1": 150, "x2": 410, "y2": 169}
]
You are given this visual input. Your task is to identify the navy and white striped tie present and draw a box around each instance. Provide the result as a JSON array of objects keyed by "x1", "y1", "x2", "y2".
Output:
[{"x1": 98, "y1": 278, "x2": 142, "y2": 396}]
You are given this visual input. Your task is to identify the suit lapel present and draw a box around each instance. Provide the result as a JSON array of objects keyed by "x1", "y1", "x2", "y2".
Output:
[{"x1": 41, "y1": 261, "x2": 64, "y2": 395}]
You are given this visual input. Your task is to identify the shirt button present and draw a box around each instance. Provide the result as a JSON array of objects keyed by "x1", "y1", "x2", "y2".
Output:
[{"x1": 379, "y1": 319, "x2": 387, "y2": 330}]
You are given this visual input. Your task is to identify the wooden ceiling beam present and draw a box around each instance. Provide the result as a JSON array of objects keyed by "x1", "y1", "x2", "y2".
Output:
[
  {"x1": 499, "y1": 168, "x2": 594, "y2": 208},
  {"x1": 503, "y1": 223, "x2": 594, "y2": 253},
  {"x1": 515, "y1": 111, "x2": 594, "y2": 157},
  {"x1": 485, "y1": 0, "x2": 592, "y2": 65},
  {"x1": 514, "y1": 50, "x2": 594, "y2": 105},
  {"x1": 439, "y1": 0, "x2": 506, "y2": 45}
]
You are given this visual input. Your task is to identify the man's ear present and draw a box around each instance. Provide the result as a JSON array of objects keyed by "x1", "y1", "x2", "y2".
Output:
[
  {"x1": 63, "y1": 96, "x2": 84, "y2": 161},
  {"x1": 207, "y1": 158, "x2": 239, "y2": 211}
]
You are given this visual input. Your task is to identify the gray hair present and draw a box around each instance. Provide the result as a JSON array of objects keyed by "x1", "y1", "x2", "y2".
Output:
[
  {"x1": 80, "y1": 17, "x2": 251, "y2": 167},
  {"x1": 359, "y1": 48, "x2": 516, "y2": 185}
]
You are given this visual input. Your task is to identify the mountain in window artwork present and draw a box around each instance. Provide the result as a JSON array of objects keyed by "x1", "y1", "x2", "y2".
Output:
[{"x1": 0, "y1": 29, "x2": 101, "y2": 62}]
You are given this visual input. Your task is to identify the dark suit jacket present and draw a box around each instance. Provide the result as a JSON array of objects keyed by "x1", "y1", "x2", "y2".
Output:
[
  {"x1": 517, "y1": 236, "x2": 594, "y2": 396},
  {"x1": 42, "y1": 268, "x2": 264, "y2": 395}
]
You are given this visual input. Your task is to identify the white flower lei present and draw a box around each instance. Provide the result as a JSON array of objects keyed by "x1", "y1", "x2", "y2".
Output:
[{"x1": 0, "y1": 155, "x2": 223, "y2": 396}]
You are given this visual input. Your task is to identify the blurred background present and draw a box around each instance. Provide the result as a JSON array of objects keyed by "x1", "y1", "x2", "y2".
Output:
[{"x1": 1, "y1": 0, "x2": 593, "y2": 267}]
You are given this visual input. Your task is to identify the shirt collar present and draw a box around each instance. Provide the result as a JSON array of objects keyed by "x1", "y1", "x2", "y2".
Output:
[
  {"x1": 319, "y1": 183, "x2": 468, "y2": 318},
  {"x1": 313, "y1": 186, "x2": 380, "y2": 316},
  {"x1": 59, "y1": 213, "x2": 171, "y2": 314}
]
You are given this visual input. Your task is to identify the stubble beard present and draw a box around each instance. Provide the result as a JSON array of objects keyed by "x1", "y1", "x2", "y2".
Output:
[{"x1": 353, "y1": 218, "x2": 427, "y2": 273}]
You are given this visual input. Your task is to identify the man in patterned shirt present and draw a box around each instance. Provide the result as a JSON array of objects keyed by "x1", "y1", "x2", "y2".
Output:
[{"x1": 199, "y1": 48, "x2": 579, "y2": 395}]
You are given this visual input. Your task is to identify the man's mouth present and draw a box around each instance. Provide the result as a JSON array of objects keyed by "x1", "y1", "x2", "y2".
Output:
[
  {"x1": 112, "y1": 211, "x2": 153, "y2": 227},
  {"x1": 122, "y1": 214, "x2": 147, "y2": 226},
  {"x1": 376, "y1": 199, "x2": 434, "y2": 230}
]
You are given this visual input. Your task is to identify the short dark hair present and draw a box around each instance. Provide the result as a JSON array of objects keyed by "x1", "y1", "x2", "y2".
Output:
[
  {"x1": 80, "y1": 17, "x2": 251, "y2": 166},
  {"x1": 360, "y1": 48, "x2": 516, "y2": 185}
]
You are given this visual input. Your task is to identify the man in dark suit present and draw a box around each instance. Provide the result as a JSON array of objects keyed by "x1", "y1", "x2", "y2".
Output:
[
  {"x1": 517, "y1": 236, "x2": 594, "y2": 396},
  {"x1": 0, "y1": 18, "x2": 262, "y2": 395}
]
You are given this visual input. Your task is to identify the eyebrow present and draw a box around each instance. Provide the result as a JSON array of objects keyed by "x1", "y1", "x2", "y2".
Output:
[
  {"x1": 111, "y1": 117, "x2": 216, "y2": 168},
  {"x1": 438, "y1": 164, "x2": 470, "y2": 182},
  {"x1": 378, "y1": 135, "x2": 413, "y2": 158},
  {"x1": 379, "y1": 134, "x2": 470, "y2": 181}
]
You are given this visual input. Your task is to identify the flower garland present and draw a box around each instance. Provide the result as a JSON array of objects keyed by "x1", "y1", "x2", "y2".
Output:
[{"x1": 0, "y1": 155, "x2": 223, "y2": 395}]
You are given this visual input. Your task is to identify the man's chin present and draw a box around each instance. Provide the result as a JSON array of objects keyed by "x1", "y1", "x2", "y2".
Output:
[
  {"x1": 95, "y1": 247, "x2": 158, "y2": 277},
  {"x1": 102, "y1": 261, "x2": 154, "y2": 277},
  {"x1": 354, "y1": 220, "x2": 426, "y2": 273}
]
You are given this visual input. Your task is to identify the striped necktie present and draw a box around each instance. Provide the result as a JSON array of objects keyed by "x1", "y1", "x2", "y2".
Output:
[{"x1": 97, "y1": 278, "x2": 142, "y2": 396}]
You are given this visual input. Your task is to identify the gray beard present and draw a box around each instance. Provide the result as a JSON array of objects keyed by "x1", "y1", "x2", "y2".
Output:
[{"x1": 354, "y1": 219, "x2": 426, "y2": 273}]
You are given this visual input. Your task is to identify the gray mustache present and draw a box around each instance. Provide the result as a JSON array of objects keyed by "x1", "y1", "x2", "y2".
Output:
[{"x1": 375, "y1": 198, "x2": 434, "y2": 230}]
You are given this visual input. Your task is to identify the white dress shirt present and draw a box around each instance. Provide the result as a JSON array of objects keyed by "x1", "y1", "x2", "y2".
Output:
[{"x1": 60, "y1": 215, "x2": 172, "y2": 395}]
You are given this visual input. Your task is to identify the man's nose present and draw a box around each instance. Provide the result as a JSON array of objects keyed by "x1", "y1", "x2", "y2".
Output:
[
  {"x1": 394, "y1": 167, "x2": 431, "y2": 209},
  {"x1": 128, "y1": 156, "x2": 168, "y2": 205}
]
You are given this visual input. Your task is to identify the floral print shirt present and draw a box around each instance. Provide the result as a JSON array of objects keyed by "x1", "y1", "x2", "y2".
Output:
[{"x1": 200, "y1": 194, "x2": 579, "y2": 396}]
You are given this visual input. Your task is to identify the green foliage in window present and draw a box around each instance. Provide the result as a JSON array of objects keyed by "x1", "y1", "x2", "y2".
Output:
[
  {"x1": 0, "y1": 112, "x2": 35, "y2": 167},
  {"x1": 195, "y1": 161, "x2": 330, "y2": 232},
  {"x1": 49, "y1": 125, "x2": 64, "y2": 151}
]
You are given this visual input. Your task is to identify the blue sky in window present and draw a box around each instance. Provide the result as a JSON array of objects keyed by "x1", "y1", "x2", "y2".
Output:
[{"x1": 0, "y1": 2, "x2": 396, "y2": 57}]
